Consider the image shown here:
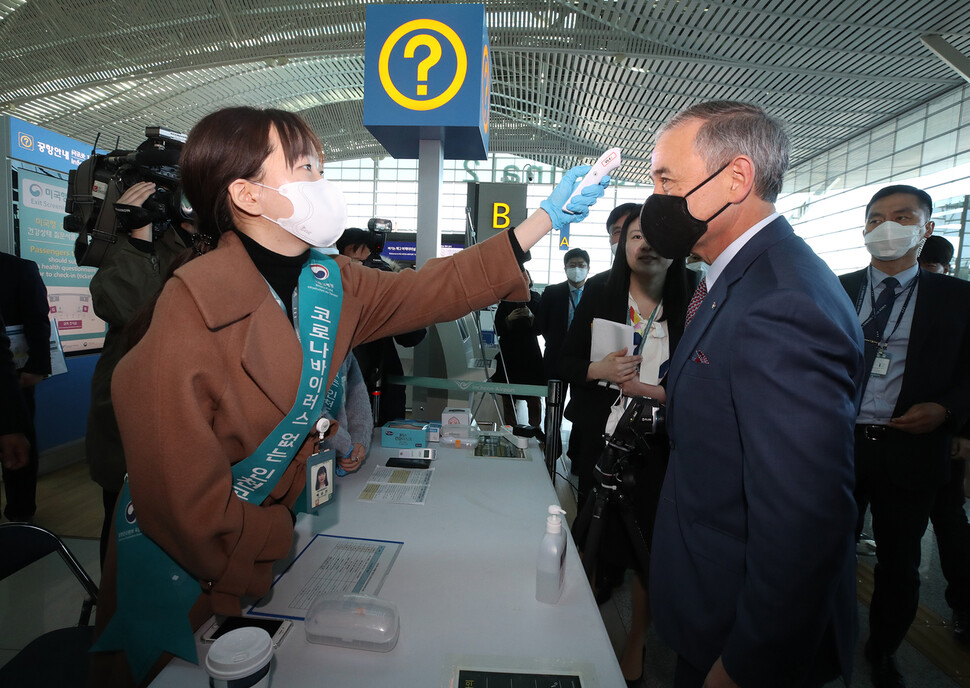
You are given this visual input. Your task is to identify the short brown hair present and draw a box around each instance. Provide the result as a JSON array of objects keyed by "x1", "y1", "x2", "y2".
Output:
[{"x1": 180, "y1": 107, "x2": 323, "y2": 240}]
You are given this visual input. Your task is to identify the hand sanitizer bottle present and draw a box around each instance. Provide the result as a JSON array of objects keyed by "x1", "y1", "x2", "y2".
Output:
[{"x1": 536, "y1": 505, "x2": 567, "y2": 604}]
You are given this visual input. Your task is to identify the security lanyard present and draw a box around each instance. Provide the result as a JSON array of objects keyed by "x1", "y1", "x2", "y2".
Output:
[
  {"x1": 632, "y1": 301, "x2": 662, "y2": 356},
  {"x1": 857, "y1": 266, "x2": 918, "y2": 350}
]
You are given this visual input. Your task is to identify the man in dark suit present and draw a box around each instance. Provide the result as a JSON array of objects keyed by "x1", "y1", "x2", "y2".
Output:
[
  {"x1": 644, "y1": 101, "x2": 864, "y2": 688},
  {"x1": 841, "y1": 185, "x2": 970, "y2": 688},
  {"x1": 0, "y1": 313, "x2": 31, "y2": 474},
  {"x1": 916, "y1": 234, "x2": 970, "y2": 643},
  {"x1": 534, "y1": 247, "x2": 590, "y2": 382},
  {"x1": 0, "y1": 251, "x2": 51, "y2": 522}
]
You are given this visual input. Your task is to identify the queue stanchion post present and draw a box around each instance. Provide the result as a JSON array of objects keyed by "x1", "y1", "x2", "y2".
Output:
[{"x1": 544, "y1": 379, "x2": 564, "y2": 480}]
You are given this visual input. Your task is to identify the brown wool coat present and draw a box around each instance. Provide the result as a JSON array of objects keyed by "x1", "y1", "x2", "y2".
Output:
[{"x1": 94, "y1": 230, "x2": 527, "y2": 681}]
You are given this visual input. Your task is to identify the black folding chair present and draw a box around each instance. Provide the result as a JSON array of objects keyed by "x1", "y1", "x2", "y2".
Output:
[{"x1": 0, "y1": 522, "x2": 99, "y2": 687}]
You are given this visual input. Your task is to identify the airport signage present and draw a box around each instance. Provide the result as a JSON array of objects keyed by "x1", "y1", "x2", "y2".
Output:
[
  {"x1": 7, "y1": 115, "x2": 94, "y2": 173},
  {"x1": 364, "y1": 3, "x2": 490, "y2": 160}
]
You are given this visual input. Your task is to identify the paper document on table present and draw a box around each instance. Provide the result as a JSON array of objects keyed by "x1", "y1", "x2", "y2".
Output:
[
  {"x1": 358, "y1": 466, "x2": 434, "y2": 504},
  {"x1": 247, "y1": 534, "x2": 402, "y2": 620},
  {"x1": 590, "y1": 318, "x2": 634, "y2": 362}
]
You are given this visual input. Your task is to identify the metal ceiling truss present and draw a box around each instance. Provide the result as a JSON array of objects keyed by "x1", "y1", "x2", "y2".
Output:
[{"x1": 1, "y1": 0, "x2": 968, "y2": 182}]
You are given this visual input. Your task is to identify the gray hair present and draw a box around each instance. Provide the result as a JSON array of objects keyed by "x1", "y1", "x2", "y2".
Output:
[{"x1": 660, "y1": 101, "x2": 790, "y2": 203}]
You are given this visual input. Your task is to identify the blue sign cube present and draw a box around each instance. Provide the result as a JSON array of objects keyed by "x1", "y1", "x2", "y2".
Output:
[{"x1": 364, "y1": 3, "x2": 490, "y2": 160}]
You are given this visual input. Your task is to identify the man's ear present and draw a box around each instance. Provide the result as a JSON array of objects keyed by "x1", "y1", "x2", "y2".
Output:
[
  {"x1": 923, "y1": 220, "x2": 935, "y2": 239},
  {"x1": 727, "y1": 155, "x2": 755, "y2": 203},
  {"x1": 227, "y1": 179, "x2": 262, "y2": 217}
]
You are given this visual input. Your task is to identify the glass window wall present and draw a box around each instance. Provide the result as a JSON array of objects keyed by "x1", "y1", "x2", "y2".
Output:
[{"x1": 778, "y1": 84, "x2": 970, "y2": 279}]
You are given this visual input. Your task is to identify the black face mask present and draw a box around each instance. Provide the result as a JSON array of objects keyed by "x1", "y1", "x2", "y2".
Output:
[{"x1": 640, "y1": 162, "x2": 732, "y2": 259}]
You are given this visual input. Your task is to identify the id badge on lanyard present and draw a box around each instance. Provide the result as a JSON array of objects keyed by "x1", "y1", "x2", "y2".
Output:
[
  {"x1": 871, "y1": 349, "x2": 891, "y2": 377},
  {"x1": 306, "y1": 419, "x2": 336, "y2": 512}
]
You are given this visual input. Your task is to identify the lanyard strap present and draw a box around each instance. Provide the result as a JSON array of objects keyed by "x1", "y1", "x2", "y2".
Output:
[
  {"x1": 858, "y1": 267, "x2": 917, "y2": 349},
  {"x1": 94, "y1": 252, "x2": 343, "y2": 682},
  {"x1": 632, "y1": 301, "x2": 662, "y2": 356}
]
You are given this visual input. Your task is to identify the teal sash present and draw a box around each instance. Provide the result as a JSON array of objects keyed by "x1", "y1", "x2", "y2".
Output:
[{"x1": 94, "y1": 251, "x2": 343, "y2": 682}]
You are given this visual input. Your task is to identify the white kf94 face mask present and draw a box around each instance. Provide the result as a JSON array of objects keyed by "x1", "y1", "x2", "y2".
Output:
[
  {"x1": 864, "y1": 220, "x2": 925, "y2": 261},
  {"x1": 565, "y1": 266, "x2": 588, "y2": 283},
  {"x1": 256, "y1": 178, "x2": 347, "y2": 248}
]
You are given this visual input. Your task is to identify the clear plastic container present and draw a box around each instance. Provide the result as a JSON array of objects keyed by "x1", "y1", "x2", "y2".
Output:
[
  {"x1": 440, "y1": 423, "x2": 474, "y2": 439},
  {"x1": 304, "y1": 593, "x2": 400, "y2": 652},
  {"x1": 441, "y1": 436, "x2": 478, "y2": 449}
]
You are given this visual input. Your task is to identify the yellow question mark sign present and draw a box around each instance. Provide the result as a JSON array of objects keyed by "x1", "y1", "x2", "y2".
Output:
[
  {"x1": 405, "y1": 34, "x2": 442, "y2": 96},
  {"x1": 379, "y1": 19, "x2": 467, "y2": 111}
]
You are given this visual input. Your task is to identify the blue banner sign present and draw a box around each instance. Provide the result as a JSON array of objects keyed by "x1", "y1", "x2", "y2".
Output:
[
  {"x1": 8, "y1": 116, "x2": 95, "y2": 172},
  {"x1": 364, "y1": 3, "x2": 490, "y2": 160}
]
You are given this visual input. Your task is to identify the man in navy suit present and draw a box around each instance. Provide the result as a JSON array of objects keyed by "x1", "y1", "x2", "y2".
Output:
[
  {"x1": 643, "y1": 101, "x2": 864, "y2": 688},
  {"x1": 841, "y1": 185, "x2": 970, "y2": 688}
]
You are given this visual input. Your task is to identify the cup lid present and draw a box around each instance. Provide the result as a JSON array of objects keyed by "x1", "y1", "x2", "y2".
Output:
[{"x1": 205, "y1": 627, "x2": 274, "y2": 679}]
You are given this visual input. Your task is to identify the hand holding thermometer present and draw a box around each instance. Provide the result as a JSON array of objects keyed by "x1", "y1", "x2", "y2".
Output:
[{"x1": 562, "y1": 148, "x2": 622, "y2": 214}]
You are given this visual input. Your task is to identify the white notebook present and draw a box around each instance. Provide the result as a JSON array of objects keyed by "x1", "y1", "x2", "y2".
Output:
[{"x1": 590, "y1": 318, "x2": 635, "y2": 362}]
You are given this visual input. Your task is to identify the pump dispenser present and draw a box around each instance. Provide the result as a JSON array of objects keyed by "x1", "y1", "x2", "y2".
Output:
[{"x1": 536, "y1": 505, "x2": 567, "y2": 604}]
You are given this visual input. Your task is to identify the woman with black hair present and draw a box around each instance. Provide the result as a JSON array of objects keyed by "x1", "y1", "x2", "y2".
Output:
[{"x1": 559, "y1": 205, "x2": 693, "y2": 686}]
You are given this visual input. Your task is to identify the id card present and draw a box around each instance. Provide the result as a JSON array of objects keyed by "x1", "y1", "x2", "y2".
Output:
[
  {"x1": 307, "y1": 448, "x2": 335, "y2": 512},
  {"x1": 871, "y1": 351, "x2": 891, "y2": 377}
]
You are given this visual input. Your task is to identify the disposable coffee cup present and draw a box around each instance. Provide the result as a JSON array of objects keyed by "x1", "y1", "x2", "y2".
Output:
[{"x1": 205, "y1": 626, "x2": 274, "y2": 688}]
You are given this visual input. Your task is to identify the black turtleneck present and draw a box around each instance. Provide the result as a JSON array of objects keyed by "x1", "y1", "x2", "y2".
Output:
[{"x1": 233, "y1": 230, "x2": 309, "y2": 323}]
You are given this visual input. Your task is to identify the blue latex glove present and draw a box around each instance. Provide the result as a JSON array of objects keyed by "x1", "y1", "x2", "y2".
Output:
[{"x1": 540, "y1": 165, "x2": 612, "y2": 230}]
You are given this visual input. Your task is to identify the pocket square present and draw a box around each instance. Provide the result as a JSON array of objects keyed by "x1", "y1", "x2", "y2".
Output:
[{"x1": 691, "y1": 350, "x2": 709, "y2": 364}]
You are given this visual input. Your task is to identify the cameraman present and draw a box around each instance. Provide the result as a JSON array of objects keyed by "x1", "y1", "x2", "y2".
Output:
[
  {"x1": 86, "y1": 181, "x2": 194, "y2": 565},
  {"x1": 336, "y1": 228, "x2": 426, "y2": 424},
  {"x1": 559, "y1": 208, "x2": 692, "y2": 685}
]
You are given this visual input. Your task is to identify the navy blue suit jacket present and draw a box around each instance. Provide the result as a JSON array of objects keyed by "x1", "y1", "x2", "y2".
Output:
[{"x1": 650, "y1": 217, "x2": 865, "y2": 687}]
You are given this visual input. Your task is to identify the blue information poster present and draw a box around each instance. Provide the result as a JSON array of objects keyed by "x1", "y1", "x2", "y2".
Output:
[
  {"x1": 9, "y1": 115, "x2": 95, "y2": 173},
  {"x1": 17, "y1": 168, "x2": 106, "y2": 353}
]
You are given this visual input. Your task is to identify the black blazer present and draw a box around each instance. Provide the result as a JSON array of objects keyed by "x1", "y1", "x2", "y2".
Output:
[
  {"x1": 494, "y1": 290, "x2": 544, "y2": 386},
  {"x1": 534, "y1": 280, "x2": 576, "y2": 381},
  {"x1": 0, "y1": 312, "x2": 28, "y2": 436},
  {"x1": 0, "y1": 252, "x2": 51, "y2": 377},
  {"x1": 559, "y1": 270, "x2": 689, "y2": 437},
  {"x1": 841, "y1": 267, "x2": 970, "y2": 488}
]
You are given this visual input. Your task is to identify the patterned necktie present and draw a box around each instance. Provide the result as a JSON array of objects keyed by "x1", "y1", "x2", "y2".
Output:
[
  {"x1": 862, "y1": 276, "x2": 899, "y2": 380},
  {"x1": 685, "y1": 278, "x2": 708, "y2": 327}
]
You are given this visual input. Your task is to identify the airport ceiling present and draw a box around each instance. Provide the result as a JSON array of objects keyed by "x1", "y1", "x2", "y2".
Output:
[{"x1": 1, "y1": 0, "x2": 969, "y2": 183}]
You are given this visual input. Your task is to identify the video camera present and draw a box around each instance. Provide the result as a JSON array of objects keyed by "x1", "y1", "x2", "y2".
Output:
[
  {"x1": 594, "y1": 396, "x2": 665, "y2": 485},
  {"x1": 63, "y1": 126, "x2": 192, "y2": 267},
  {"x1": 607, "y1": 396, "x2": 665, "y2": 451}
]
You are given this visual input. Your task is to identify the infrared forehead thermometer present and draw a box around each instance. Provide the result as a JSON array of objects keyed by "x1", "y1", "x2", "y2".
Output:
[{"x1": 563, "y1": 147, "x2": 622, "y2": 214}]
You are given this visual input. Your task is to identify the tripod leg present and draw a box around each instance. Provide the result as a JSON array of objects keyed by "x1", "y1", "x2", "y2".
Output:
[
  {"x1": 571, "y1": 485, "x2": 613, "y2": 580},
  {"x1": 613, "y1": 492, "x2": 652, "y2": 577}
]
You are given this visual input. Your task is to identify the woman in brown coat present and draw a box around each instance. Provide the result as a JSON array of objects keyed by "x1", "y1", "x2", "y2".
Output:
[{"x1": 92, "y1": 106, "x2": 609, "y2": 684}]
